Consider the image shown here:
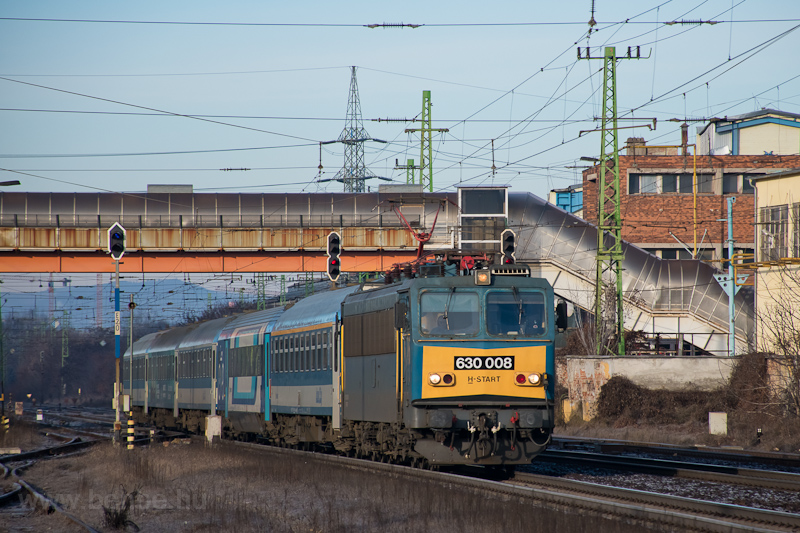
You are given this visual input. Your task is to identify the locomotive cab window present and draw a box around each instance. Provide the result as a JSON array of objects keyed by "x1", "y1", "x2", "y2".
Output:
[
  {"x1": 420, "y1": 290, "x2": 479, "y2": 336},
  {"x1": 486, "y1": 290, "x2": 546, "y2": 336}
]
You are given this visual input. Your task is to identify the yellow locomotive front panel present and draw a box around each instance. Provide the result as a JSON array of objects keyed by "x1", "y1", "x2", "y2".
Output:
[{"x1": 420, "y1": 345, "x2": 547, "y2": 400}]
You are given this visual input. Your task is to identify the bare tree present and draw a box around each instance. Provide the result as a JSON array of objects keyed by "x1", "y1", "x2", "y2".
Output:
[{"x1": 755, "y1": 265, "x2": 800, "y2": 417}]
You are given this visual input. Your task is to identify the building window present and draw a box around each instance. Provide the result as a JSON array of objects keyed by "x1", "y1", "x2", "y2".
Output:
[
  {"x1": 722, "y1": 174, "x2": 738, "y2": 194},
  {"x1": 723, "y1": 173, "x2": 760, "y2": 194},
  {"x1": 697, "y1": 173, "x2": 713, "y2": 193},
  {"x1": 629, "y1": 173, "x2": 712, "y2": 194},
  {"x1": 794, "y1": 204, "x2": 800, "y2": 258},
  {"x1": 760, "y1": 205, "x2": 789, "y2": 261}
]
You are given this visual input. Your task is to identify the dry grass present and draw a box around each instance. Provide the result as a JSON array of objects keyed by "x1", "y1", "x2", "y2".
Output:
[
  {"x1": 0, "y1": 419, "x2": 47, "y2": 450},
  {"x1": 558, "y1": 371, "x2": 800, "y2": 453},
  {"x1": 16, "y1": 440, "x2": 663, "y2": 533}
]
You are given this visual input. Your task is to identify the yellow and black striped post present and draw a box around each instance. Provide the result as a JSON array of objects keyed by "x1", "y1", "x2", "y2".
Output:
[
  {"x1": 1, "y1": 416, "x2": 9, "y2": 434},
  {"x1": 126, "y1": 412, "x2": 135, "y2": 450}
]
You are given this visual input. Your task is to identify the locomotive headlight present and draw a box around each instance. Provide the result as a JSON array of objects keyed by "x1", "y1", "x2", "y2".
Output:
[
  {"x1": 429, "y1": 373, "x2": 455, "y2": 386},
  {"x1": 514, "y1": 372, "x2": 543, "y2": 386},
  {"x1": 475, "y1": 270, "x2": 491, "y2": 285}
]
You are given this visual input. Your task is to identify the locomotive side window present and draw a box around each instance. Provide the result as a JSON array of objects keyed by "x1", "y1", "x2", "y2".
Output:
[
  {"x1": 486, "y1": 290, "x2": 546, "y2": 337},
  {"x1": 419, "y1": 290, "x2": 479, "y2": 336}
]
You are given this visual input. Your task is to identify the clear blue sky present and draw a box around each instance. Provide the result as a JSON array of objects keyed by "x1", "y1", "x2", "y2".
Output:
[{"x1": 2, "y1": 0, "x2": 799, "y2": 200}]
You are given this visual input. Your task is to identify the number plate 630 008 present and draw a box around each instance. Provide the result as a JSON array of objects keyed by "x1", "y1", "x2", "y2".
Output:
[{"x1": 454, "y1": 356, "x2": 514, "y2": 370}]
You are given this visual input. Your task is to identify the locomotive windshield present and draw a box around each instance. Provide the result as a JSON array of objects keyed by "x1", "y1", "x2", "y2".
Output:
[
  {"x1": 420, "y1": 290, "x2": 479, "y2": 336},
  {"x1": 486, "y1": 289, "x2": 546, "y2": 337}
]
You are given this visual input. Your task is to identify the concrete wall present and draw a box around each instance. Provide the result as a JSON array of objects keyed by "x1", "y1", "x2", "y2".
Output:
[{"x1": 557, "y1": 356, "x2": 738, "y2": 421}]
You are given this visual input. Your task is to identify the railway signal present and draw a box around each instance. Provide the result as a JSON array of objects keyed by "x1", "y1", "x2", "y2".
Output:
[
  {"x1": 500, "y1": 229, "x2": 516, "y2": 265},
  {"x1": 327, "y1": 231, "x2": 341, "y2": 282},
  {"x1": 107, "y1": 223, "x2": 126, "y2": 260}
]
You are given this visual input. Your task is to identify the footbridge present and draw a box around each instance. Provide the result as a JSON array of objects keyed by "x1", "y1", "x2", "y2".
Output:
[{"x1": 0, "y1": 188, "x2": 752, "y2": 356}]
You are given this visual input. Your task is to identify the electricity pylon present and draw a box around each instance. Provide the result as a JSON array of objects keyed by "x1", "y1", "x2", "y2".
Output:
[{"x1": 322, "y1": 66, "x2": 387, "y2": 192}]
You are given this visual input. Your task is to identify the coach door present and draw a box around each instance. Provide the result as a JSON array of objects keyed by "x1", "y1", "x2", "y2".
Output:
[
  {"x1": 173, "y1": 350, "x2": 179, "y2": 418},
  {"x1": 332, "y1": 319, "x2": 342, "y2": 429},
  {"x1": 210, "y1": 346, "x2": 217, "y2": 415},
  {"x1": 264, "y1": 333, "x2": 271, "y2": 421}
]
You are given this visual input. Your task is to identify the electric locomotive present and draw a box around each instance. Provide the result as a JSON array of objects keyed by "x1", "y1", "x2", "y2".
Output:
[
  {"x1": 126, "y1": 259, "x2": 563, "y2": 467},
  {"x1": 338, "y1": 262, "x2": 562, "y2": 466}
]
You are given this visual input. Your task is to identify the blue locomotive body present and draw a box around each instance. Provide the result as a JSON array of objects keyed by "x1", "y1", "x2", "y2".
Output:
[{"x1": 126, "y1": 265, "x2": 559, "y2": 466}]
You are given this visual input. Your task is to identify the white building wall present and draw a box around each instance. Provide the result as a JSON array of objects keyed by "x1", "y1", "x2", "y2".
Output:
[{"x1": 740, "y1": 123, "x2": 800, "y2": 155}]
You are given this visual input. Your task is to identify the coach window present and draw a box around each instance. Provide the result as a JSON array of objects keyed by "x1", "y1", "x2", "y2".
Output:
[
  {"x1": 322, "y1": 331, "x2": 330, "y2": 370},
  {"x1": 316, "y1": 331, "x2": 322, "y2": 370},
  {"x1": 291, "y1": 335, "x2": 300, "y2": 372},
  {"x1": 420, "y1": 290, "x2": 479, "y2": 336},
  {"x1": 307, "y1": 333, "x2": 313, "y2": 370},
  {"x1": 298, "y1": 334, "x2": 305, "y2": 371},
  {"x1": 301, "y1": 333, "x2": 311, "y2": 372},
  {"x1": 310, "y1": 333, "x2": 316, "y2": 370}
]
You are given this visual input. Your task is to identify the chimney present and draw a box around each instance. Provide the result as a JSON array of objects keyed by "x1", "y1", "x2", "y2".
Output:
[
  {"x1": 625, "y1": 137, "x2": 646, "y2": 156},
  {"x1": 681, "y1": 123, "x2": 689, "y2": 156}
]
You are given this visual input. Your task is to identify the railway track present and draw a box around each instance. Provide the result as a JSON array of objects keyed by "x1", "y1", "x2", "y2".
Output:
[
  {"x1": 1, "y1": 450, "x2": 101, "y2": 532},
  {"x1": 229, "y1": 441, "x2": 800, "y2": 532},
  {"x1": 552, "y1": 436, "x2": 800, "y2": 470},
  {"x1": 0, "y1": 410, "x2": 183, "y2": 532},
  {"x1": 2, "y1": 422, "x2": 798, "y2": 532},
  {"x1": 510, "y1": 469, "x2": 800, "y2": 532},
  {"x1": 536, "y1": 449, "x2": 800, "y2": 492}
]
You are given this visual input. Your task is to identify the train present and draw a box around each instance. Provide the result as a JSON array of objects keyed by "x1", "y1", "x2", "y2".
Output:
[{"x1": 124, "y1": 257, "x2": 566, "y2": 467}]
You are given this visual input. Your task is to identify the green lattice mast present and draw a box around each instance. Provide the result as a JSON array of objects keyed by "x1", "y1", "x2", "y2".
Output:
[
  {"x1": 579, "y1": 46, "x2": 627, "y2": 356},
  {"x1": 405, "y1": 91, "x2": 448, "y2": 192}
]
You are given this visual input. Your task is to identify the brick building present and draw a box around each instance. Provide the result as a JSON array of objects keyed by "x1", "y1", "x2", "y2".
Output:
[{"x1": 581, "y1": 140, "x2": 800, "y2": 262}]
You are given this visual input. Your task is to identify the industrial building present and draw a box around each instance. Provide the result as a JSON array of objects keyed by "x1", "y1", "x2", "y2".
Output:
[{"x1": 580, "y1": 111, "x2": 800, "y2": 263}]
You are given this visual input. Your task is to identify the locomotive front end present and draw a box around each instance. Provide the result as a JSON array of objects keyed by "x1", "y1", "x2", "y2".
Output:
[{"x1": 407, "y1": 267, "x2": 557, "y2": 466}]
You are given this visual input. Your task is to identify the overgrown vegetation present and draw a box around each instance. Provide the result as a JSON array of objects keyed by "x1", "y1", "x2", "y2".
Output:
[
  {"x1": 573, "y1": 352, "x2": 800, "y2": 451},
  {"x1": 595, "y1": 376, "x2": 729, "y2": 426},
  {"x1": 102, "y1": 485, "x2": 141, "y2": 532}
]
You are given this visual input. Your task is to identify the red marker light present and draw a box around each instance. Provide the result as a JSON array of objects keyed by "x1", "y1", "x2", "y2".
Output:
[
  {"x1": 443, "y1": 374, "x2": 453, "y2": 384},
  {"x1": 515, "y1": 374, "x2": 526, "y2": 384}
]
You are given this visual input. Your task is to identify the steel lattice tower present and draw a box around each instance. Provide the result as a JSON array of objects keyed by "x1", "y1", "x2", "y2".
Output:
[
  {"x1": 333, "y1": 66, "x2": 371, "y2": 193},
  {"x1": 595, "y1": 47, "x2": 625, "y2": 356},
  {"x1": 404, "y1": 91, "x2": 448, "y2": 192}
]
